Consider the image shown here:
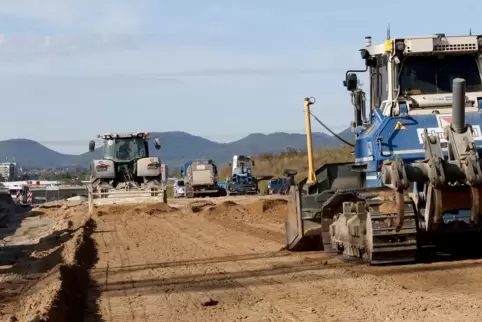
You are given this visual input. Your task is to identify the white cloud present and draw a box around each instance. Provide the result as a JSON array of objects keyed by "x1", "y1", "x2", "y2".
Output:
[
  {"x1": 0, "y1": 34, "x2": 342, "y2": 76},
  {"x1": 0, "y1": 2, "x2": 360, "y2": 149},
  {"x1": 0, "y1": 0, "x2": 78, "y2": 26},
  {"x1": 0, "y1": 0, "x2": 151, "y2": 33}
]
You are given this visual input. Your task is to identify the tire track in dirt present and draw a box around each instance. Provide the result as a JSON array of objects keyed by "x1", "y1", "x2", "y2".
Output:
[
  {"x1": 164, "y1": 214, "x2": 371, "y2": 322},
  {"x1": 111, "y1": 212, "x2": 150, "y2": 320},
  {"x1": 148, "y1": 215, "x2": 295, "y2": 322},
  {"x1": 192, "y1": 201, "x2": 482, "y2": 322},
  {"x1": 162, "y1": 218, "x2": 303, "y2": 321},
  {"x1": 85, "y1": 201, "x2": 482, "y2": 321},
  {"x1": 87, "y1": 220, "x2": 114, "y2": 321},
  {"x1": 87, "y1": 208, "x2": 291, "y2": 321},
  {"x1": 92, "y1": 215, "x2": 140, "y2": 320},
  {"x1": 119, "y1": 212, "x2": 209, "y2": 322}
]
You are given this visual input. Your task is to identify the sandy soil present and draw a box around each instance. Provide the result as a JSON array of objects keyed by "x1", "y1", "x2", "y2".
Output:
[
  {"x1": 0, "y1": 203, "x2": 95, "y2": 321},
  {"x1": 83, "y1": 197, "x2": 482, "y2": 322},
  {"x1": 3, "y1": 196, "x2": 482, "y2": 321}
]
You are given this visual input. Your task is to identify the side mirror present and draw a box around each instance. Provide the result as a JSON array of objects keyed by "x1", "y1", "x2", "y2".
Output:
[
  {"x1": 154, "y1": 138, "x2": 161, "y2": 150},
  {"x1": 88, "y1": 140, "x2": 95, "y2": 152},
  {"x1": 360, "y1": 49, "x2": 370, "y2": 60},
  {"x1": 228, "y1": 163, "x2": 232, "y2": 167},
  {"x1": 344, "y1": 73, "x2": 358, "y2": 91},
  {"x1": 252, "y1": 160, "x2": 255, "y2": 166}
]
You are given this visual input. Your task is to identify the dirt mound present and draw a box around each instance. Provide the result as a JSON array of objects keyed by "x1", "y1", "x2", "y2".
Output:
[
  {"x1": 198, "y1": 198, "x2": 288, "y2": 243},
  {"x1": 31, "y1": 203, "x2": 89, "y2": 219},
  {"x1": 206, "y1": 199, "x2": 287, "y2": 223},
  {"x1": 185, "y1": 200, "x2": 216, "y2": 213},
  {"x1": 132, "y1": 203, "x2": 176, "y2": 216},
  {"x1": 95, "y1": 202, "x2": 176, "y2": 217},
  {"x1": 220, "y1": 200, "x2": 237, "y2": 207},
  {"x1": 0, "y1": 205, "x2": 93, "y2": 319},
  {"x1": 11, "y1": 217, "x2": 99, "y2": 322},
  {"x1": 245, "y1": 199, "x2": 287, "y2": 215},
  {"x1": 207, "y1": 200, "x2": 238, "y2": 214}
]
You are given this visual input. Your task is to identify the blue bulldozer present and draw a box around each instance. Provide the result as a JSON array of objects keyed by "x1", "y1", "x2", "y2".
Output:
[{"x1": 285, "y1": 32, "x2": 482, "y2": 265}]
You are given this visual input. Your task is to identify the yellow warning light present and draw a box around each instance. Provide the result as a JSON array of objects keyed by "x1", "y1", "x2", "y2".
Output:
[
  {"x1": 384, "y1": 39, "x2": 393, "y2": 53},
  {"x1": 394, "y1": 120, "x2": 406, "y2": 130}
]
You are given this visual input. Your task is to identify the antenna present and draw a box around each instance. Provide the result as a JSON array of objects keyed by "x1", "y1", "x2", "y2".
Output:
[{"x1": 387, "y1": 23, "x2": 391, "y2": 40}]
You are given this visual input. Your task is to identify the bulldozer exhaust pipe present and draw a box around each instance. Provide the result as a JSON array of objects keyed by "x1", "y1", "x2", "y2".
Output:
[{"x1": 452, "y1": 78, "x2": 466, "y2": 133}]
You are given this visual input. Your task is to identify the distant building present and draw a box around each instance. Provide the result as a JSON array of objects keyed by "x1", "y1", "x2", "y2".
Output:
[{"x1": 0, "y1": 162, "x2": 18, "y2": 182}]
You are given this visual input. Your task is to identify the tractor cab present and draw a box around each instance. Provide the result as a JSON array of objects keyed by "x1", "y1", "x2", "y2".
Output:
[
  {"x1": 89, "y1": 132, "x2": 161, "y2": 163},
  {"x1": 87, "y1": 131, "x2": 167, "y2": 204}
]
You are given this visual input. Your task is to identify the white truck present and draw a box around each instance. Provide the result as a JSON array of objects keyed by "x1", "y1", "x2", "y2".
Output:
[{"x1": 182, "y1": 160, "x2": 224, "y2": 198}]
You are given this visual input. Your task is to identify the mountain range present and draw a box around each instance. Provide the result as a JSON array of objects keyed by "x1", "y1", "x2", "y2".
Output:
[{"x1": 0, "y1": 129, "x2": 353, "y2": 169}]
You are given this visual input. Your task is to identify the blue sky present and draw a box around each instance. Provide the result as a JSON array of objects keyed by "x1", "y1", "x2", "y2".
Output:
[{"x1": 0, "y1": 0, "x2": 479, "y2": 154}]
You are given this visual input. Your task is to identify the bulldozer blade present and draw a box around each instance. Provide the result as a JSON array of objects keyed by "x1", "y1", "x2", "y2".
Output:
[
  {"x1": 285, "y1": 185, "x2": 323, "y2": 251},
  {"x1": 88, "y1": 189, "x2": 167, "y2": 213}
]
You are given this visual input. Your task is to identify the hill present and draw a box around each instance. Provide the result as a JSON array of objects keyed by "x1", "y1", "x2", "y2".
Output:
[
  {"x1": 0, "y1": 129, "x2": 354, "y2": 169},
  {"x1": 0, "y1": 139, "x2": 81, "y2": 168}
]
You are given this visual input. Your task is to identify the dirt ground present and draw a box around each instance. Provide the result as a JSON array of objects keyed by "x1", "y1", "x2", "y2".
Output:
[
  {"x1": 3, "y1": 196, "x2": 482, "y2": 321},
  {"x1": 0, "y1": 202, "x2": 95, "y2": 321}
]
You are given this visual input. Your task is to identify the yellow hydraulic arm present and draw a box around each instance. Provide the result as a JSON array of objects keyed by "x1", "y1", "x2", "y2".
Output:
[{"x1": 304, "y1": 97, "x2": 317, "y2": 184}]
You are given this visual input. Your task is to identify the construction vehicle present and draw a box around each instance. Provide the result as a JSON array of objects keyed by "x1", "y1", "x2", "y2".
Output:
[
  {"x1": 225, "y1": 155, "x2": 258, "y2": 196},
  {"x1": 225, "y1": 155, "x2": 273, "y2": 196},
  {"x1": 87, "y1": 132, "x2": 167, "y2": 209},
  {"x1": 217, "y1": 180, "x2": 227, "y2": 191},
  {"x1": 267, "y1": 177, "x2": 289, "y2": 194},
  {"x1": 285, "y1": 32, "x2": 482, "y2": 265},
  {"x1": 182, "y1": 160, "x2": 225, "y2": 198}
]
